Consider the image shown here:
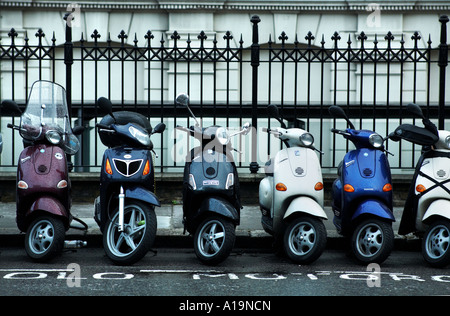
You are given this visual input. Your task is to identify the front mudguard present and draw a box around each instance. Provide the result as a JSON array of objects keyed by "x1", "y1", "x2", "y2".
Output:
[
  {"x1": 352, "y1": 199, "x2": 395, "y2": 222},
  {"x1": 198, "y1": 197, "x2": 239, "y2": 223},
  {"x1": 124, "y1": 185, "x2": 161, "y2": 207},
  {"x1": 18, "y1": 196, "x2": 69, "y2": 232},
  {"x1": 422, "y1": 199, "x2": 450, "y2": 224},
  {"x1": 276, "y1": 196, "x2": 327, "y2": 232},
  {"x1": 97, "y1": 185, "x2": 160, "y2": 232},
  {"x1": 186, "y1": 196, "x2": 239, "y2": 234}
]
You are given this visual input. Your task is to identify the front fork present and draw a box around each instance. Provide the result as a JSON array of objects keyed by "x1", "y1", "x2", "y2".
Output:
[{"x1": 118, "y1": 186, "x2": 125, "y2": 232}]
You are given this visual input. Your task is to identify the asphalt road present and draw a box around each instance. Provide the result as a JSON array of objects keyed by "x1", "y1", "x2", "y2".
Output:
[{"x1": 0, "y1": 246, "x2": 449, "y2": 298}]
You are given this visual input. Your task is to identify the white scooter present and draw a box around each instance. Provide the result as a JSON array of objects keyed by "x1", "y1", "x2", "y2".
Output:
[
  {"x1": 259, "y1": 104, "x2": 327, "y2": 264},
  {"x1": 389, "y1": 103, "x2": 450, "y2": 267}
]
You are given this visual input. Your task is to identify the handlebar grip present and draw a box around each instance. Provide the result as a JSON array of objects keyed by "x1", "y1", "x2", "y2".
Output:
[
  {"x1": 262, "y1": 127, "x2": 269, "y2": 133},
  {"x1": 7, "y1": 123, "x2": 14, "y2": 129},
  {"x1": 331, "y1": 128, "x2": 340, "y2": 133}
]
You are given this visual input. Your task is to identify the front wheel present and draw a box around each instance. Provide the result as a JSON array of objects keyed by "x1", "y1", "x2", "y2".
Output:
[
  {"x1": 283, "y1": 216, "x2": 327, "y2": 264},
  {"x1": 103, "y1": 200, "x2": 157, "y2": 265},
  {"x1": 422, "y1": 220, "x2": 450, "y2": 268},
  {"x1": 194, "y1": 216, "x2": 236, "y2": 265},
  {"x1": 351, "y1": 218, "x2": 394, "y2": 265},
  {"x1": 25, "y1": 215, "x2": 66, "y2": 262}
]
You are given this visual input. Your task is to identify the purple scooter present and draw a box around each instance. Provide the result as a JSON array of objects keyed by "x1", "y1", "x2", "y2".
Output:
[{"x1": 3, "y1": 80, "x2": 86, "y2": 262}]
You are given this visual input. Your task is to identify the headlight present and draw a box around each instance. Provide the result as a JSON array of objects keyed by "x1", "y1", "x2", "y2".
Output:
[
  {"x1": 300, "y1": 133, "x2": 314, "y2": 147},
  {"x1": 45, "y1": 130, "x2": 62, "y2": 145},
  {"x1": 129, "y1": 126, "x2": 151, "y2": 146},
  {"x1": 216, "y1": 127, "x2": 230, "y2": 145},
  {"x1": 369, "y1": 133, "x2": 384, "y2": 148}
]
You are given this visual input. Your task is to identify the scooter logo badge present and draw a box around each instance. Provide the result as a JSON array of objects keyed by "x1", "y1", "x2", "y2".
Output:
[
  {"x1": 345, "y1": 160, "x2": 355, "y2": 167},
  {"x1": 21, "y1": 156, "x2": 31, "y2": 163}
]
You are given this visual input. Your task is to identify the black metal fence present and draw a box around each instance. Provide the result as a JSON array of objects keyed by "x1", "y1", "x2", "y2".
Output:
[{"x1": 1, "y1": 14, "x2": 449, "y2": 173}]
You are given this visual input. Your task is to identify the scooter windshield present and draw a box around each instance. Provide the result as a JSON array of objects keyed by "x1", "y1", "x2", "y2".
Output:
[{"x1": 20, "y1": 80, "x2": 80, "y2": 154}]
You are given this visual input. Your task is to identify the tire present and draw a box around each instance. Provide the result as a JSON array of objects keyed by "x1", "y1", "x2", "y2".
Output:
[
  {"x1": 194, "y1": 216, "x2": 236, "y2": 265},
  {"x1": 351, "y1": 218, "x2": 394, "y2": 265},
  {"x1": 283, "y1": 216, "x2": 327, "y2": 264},
  {"x1": 25, "y1": 216, "x2": 66, "y2": 262},
  {"x1": 422, "y1": 220, "x2": 450, "y2": 268},
  {"x1": 103, "y1": 200, "x2": 157, "y2": 265}
]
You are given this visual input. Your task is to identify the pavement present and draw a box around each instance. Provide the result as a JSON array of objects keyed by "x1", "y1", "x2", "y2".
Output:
[{"x1": 0, "y1": 202, "x2": 419, "y2": 249}]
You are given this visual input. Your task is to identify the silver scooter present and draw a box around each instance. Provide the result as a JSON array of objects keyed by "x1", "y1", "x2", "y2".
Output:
[{"x1": 259, "y1": 104, "x2": 327, "y2": 264}]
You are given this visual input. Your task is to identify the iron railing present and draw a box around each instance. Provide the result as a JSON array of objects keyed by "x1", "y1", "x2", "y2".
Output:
[{"x1": 1, "y1": 14, "x2": 449, "y2": 173}]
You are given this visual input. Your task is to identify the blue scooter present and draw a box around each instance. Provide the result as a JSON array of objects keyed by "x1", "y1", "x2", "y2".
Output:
[
  {"x1": 94, "y1": 97, "x2": 166, "y2": 265},
  {"x1": 329, "y1": 106, "x2": 395, "y2": 264}
]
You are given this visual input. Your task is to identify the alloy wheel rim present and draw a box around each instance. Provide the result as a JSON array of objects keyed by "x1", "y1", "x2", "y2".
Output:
[
  {"x1": 425, "y1": 225, "x2": 450, "y2": 259},
  {"x1": 29, "y1": 220, "x2": 55, "y2": 254},
  {"x1": 106, "y1": 205, "x2": 147, "y2": 257},
  {"x1": 355, "y1": 223, "x2": 383, "y2": 258},
  {"x1": 197, "y1": 220, "x2": 225, "y2": 258},
  {"x1": 288, "y1": 222, "x2": 316, "y2": 256}
]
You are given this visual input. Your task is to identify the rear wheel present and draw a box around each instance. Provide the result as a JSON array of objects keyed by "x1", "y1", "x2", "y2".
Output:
[
  {"x1": 25, "y1": 216, "x2": 66, "y2": 262},
  {"x1": 194, "y1": 216, "x2": 235, "y2": 265},
  {"x1": 283, "y1": 216, "x2": 327, "y2": 264},
  {"x1": 104, "y1": 200, "x2": 157, "y2": 265},
  {"x1": 422, "y1": 220, "x2": 450, "y2": 268},
  {"x1": 351, "y1": 218, "x2": 394, "y2": 264}
]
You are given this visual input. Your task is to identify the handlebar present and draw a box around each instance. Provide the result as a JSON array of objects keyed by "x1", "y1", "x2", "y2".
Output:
[
  {"x1": 262, "y1": 127, "x2": 281, "y2": 136},
  {"x1": 96, "y1": 123, "x2": 112, "y2": 130}
]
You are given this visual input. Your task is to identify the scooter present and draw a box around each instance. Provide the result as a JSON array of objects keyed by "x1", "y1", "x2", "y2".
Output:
[
  {"x1": 94, "y1": 97, "x2": 165, "y2": 265},
  {"x1": 175, "y1": 93, "x2": 250, "y2": 265},
  {"x1": 2, "y1": 80, "x2": 86, "y2": 262},
  {"x1": 329, "y1": 105, "x2": 395, "y2": 264},
  {"x1": 389, "y1": 103, "x2": 450, "y2": 267},
  {"x1": 259, "y1": 104, "x2": 327, "y2": 264}
]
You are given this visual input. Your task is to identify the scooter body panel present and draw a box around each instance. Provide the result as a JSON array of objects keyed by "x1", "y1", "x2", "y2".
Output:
[
  {"x1": 414, "y1": 155, "x2": 450, "y2": 231},
  {"x1": 16, "y1": 144, "x2": 71, "y2": 232},
  {"x1": 97, "y1": 146, "x2": 157, "y2": 231},
  {"x1": 261, "y1": 147, "x2": 325, "y2": 233},
  {"x1": 333, "y1": 147, "x2": 393, "y2": 235},
  {"x1": 183, "y1": 148, "x2": 241, "y2": 234}
]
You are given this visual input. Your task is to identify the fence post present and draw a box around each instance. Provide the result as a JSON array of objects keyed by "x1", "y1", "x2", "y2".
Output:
[
  {"x1": 438, "y1": 15, "x2": 448, "y2": 130},
  {"x1": 250, "y1": 15, "x2": 261, "y2": 174},
  {"x1": 63, "y1": 13, "x2": 73, "y2": 120}
]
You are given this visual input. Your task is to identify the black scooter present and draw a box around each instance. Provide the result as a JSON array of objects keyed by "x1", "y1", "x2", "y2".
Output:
[
  {"x1": 94, "y1": 97, "x2": 166, "y2": 265},
  {"x1": 175, "y1": 93, "x2": 250, "y2": 265}
]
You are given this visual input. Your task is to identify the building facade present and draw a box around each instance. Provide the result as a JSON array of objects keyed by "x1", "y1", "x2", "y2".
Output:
[{"x1": 1, "y1": 1, "x2": 450, "y2": 172}]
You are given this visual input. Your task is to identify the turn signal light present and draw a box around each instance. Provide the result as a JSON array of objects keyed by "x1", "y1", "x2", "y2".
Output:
[
  {"x1": 57, "y1": 180, "x2": 68, "y2": 189},
  {"x1": 382, "y1": 183, "x2": 393, "y2": 192},
  {"x1": 142, "y1": 160, "x2": 150, "y2": 175},
  {"x1": 105, "y1": 158, "x2": 113, "y2": 175},
  {"x1": 314, "y1": 182, "x2": 324, "y2": 191},
  {"x1": 276, "y1": 183, "x2": 287, "y2": 191},
  {"x1": 18, "y1": 180, "x2": 28, "y2": 189},
  {"x1": 416, "y1": 184, "x2": 426, "y2": 193},
  {"x1": 344, "y1": 184, "x2": 355, "y2": 193}
]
